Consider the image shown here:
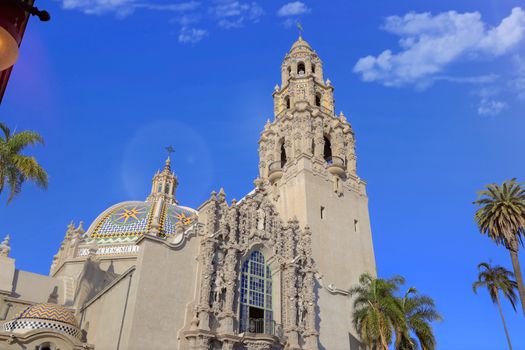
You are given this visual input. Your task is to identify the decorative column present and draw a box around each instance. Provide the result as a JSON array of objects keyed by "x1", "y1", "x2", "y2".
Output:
[
  {"x1": 197, "y1": 237, "x2": 215, "y2": 331},
  {"x1": 197, "y1": 191, "x2": 218, "y2": 331},
  {"x1": 333, "y1": 126, "x2": 345, "y2": 159},
  {"x1": 313, "y1": 119, "x2": 324, "y2": 159},
  {"x1": 302, "y1": 269, "x2": 319, "y2": 350},
  {"x1": 346, "y1": 134, "x2": 357, "y2": 176},
  {"x1": 284, "y1": 138, "x2": 293, "y2": 163},
  {"x1": 283, "y1": 221, "x2": 300, "y2": 349},
  {"x1": 219, "y1": 245, "x2": 238, "y2": 333}
]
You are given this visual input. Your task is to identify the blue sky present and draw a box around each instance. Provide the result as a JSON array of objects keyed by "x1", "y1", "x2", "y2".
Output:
[{"x1": 2, "y1": 0, "x2": 525, "y2": 348}]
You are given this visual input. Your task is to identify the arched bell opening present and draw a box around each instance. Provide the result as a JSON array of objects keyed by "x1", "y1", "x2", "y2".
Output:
[
  {"x1": 284, "y1": 95, "x2": 290, "y2": 109},
  {"x1": 323, "y1": 136, "x2": 332, "y2": 163},
  {"x1": 297, "y1": 62, "x2": 306, "y2": 75},
  {"x1": 280, "y1": 141, "x2": 287, "y2": 167},
  {"x1": 315, "y1": 93, "x2": 321, "y2": 107}
]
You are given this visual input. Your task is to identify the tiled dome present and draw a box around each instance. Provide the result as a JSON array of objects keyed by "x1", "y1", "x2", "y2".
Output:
[
  {"x1": 4, "y1": 303, "x2": 81, "y2": 339},
  {"x1": 290, "y1": 36, "x2": 313, "y2": 52},
  {"x1": 86, "y1": 200, "x2": 197, "y2": 242}
]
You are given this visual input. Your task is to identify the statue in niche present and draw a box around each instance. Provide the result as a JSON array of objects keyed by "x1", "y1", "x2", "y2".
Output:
[
  {"x1": 257, "y1": 207, "x2": 266, "y2": 231},
  {"x1": 213, "y1": 271, "x2": 226, "y2": 305}
]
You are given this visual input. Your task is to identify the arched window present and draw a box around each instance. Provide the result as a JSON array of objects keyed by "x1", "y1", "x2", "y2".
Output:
[
  {"x1": 312, "y1": 64, "x2": 316, "y2": 73},
  {"x1": 239, "y1": 251, "x2": 273, "y2": 334},
  {"x1": 287, "y1": 66, "x2": 291, "y2": 76},
  {"x1": 315, "y1": 93, "x2": 321, "y2": 107},
  {"x1": 38, "y1": 343, "x2": 55, "y2": 350},
  {"x1": 157, "y1": 183, "x2": 162, "y2": 193},
  {"x1": 297, "y1": 62, "x2": 305, "y2": 75},
  {"x1": 284, "y1": 96, "x2": 290, "y2": 109},
  {"x1": 164, "y1": 183, "x2": 170, "y2": 194},
  {"x1": 324, "y1": 136, "x2": 332, "y2": 163},
  {"x1": 280, "y1": 142, "x2": 287, "y2": 167}
]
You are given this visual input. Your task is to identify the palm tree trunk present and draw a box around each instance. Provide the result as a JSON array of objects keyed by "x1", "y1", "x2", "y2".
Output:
[
  {"x1": 496, "y1": 294, "x2": 512, "y2": 350},
  {"x1": 509, "y1": 248, "x2": 525, "y2": 315},
  {"x1": 393, "y1": 326, "x2": 402, "y2": 349}
]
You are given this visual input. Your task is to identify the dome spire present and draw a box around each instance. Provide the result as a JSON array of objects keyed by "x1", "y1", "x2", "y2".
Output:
[
  {"x1": 297, "y1": 21, "x2": 304, "y2": 39},
  {"x1": 164, "y1": 145, "x2": 175, "y2": 171}
]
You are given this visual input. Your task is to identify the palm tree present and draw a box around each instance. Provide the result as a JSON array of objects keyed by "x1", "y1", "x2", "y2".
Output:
[
  {"x1": 395, "y1": 288, "x2": 442, "y2": 350},
  {"x1": 473, "y1": 262, "x2": 518, "y2": 350},
  {"x1": 349, "y1": 273, "x2": 405, "y2": 350},
  {"x1": 0, "y1": 122, "x2": 48, "y2": 203},
  {"x1": 474, "y1": 179, "x2": 525, "y2": 315}
]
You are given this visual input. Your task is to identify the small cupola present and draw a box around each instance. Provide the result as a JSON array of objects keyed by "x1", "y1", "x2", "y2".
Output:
[{"x1": 147, "y1": 156, "x2": 179, "y2": 204}]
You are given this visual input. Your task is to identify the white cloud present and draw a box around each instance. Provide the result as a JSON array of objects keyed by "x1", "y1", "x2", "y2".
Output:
[
  {"x1": 58, "y1": 0, "x2": 265, "y2": 44},
  {"x1": 354, "y1": 7, "x2": 525, "y2": 87},
  {"x1": 277, "y1": 1, "x2": 310, "y2": 17},
  {"x1": 60, "y1": 0, "x2": 135, "y2": 16},
  {"x1": 211, "y1": 0, "x2": 264, "y2": 28},
  {"x1": 478, "y1": 98, "x2": 507, "y2": 116},
  {"x1": 135, "y1": 1, "x2": 200, "y2": 12},
  {"x1": 435, "y1": 74, "x2": 499, "y2": 84},
  {"x1": 178, "y1": 26, "x2": 208, "y2": 43},
  {"x1": 171, "y1": 13, "x2": 202, "y2": 26},
  {"x1": 59, "y1": 0, "x2": 200, "y2": 17}
]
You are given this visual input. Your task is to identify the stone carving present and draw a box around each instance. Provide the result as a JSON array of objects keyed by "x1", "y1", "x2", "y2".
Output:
[
  {"x1": 189, "y1": 186, "x2": 319, "y2": 350},
  {"x1": 213, "y1": 271, "x2": 226, "y2": 304},
  {"x1": 257, "y1": 207, "x2": 265, "y2": 231},
  {"x1": 245, "y1": 341, "x2": 272, "y2": 350},
  {"x1": 0, "y1": 234, "x2": 10, "y2": 257}
]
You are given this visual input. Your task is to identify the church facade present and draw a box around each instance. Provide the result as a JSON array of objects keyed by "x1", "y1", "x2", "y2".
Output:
[{"x1": 0, "y1": 37, "x2": 376, "y2": 350}]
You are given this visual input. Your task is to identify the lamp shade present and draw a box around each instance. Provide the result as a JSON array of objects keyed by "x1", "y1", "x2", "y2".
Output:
[{"x1": 0, "y1": 26, "x2": 19, "y2": 71}]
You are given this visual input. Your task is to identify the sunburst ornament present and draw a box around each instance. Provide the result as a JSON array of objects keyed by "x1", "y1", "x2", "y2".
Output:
[
  {"x1": 111, "y1": 206, "x2": 147, "y2": 225},
  {"x1": 175, "y1": 212, "x2": 194, "y2": 226}
]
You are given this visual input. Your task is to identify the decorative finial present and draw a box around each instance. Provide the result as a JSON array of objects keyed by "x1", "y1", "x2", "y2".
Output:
[
  {"x1": 339, "y1": 111, "x2": 347, "y2": 123},
  {"x1": 163, "y1": 145, "x2": 175, "y2": 171},
  {"x1": 0, "y1": 234, "x2": 11, "y2": 257},
  {"x1": 296, "y1": 21, "x2": 304, "y2": 39},
  {"x1": 218, "y1": 187, "x2": 226, "y2": 202},
  {"x1": 76, "y1": 221, "x2": 85, "y2": 234}
]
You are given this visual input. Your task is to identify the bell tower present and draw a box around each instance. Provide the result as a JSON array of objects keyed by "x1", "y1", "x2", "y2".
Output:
[{"x1": 258, "y1": 37, "x2": 376, "y2": 349}]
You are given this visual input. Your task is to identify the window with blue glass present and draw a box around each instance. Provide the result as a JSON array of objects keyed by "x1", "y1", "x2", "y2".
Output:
[{"x1": 239, "y1": 250, "x2": 273, "y2": 334}]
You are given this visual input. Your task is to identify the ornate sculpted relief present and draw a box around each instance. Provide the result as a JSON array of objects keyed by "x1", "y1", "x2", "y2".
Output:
[{"x1": 186, "y1": 188, "x2": 319, "y2": 350}]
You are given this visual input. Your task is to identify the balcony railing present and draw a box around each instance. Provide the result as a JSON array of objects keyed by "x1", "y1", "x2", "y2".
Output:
[
  {"x1": 268, "y1": 161, "x2": 286, "y2": 182},
  {"x1": 240, "y1": 318, "x2": 283, "y2": 338},
  {"x1": 325, "y1": 156, "x2": 345, "y2": 176},
  {"x1": 325, "y1": 156, "x2": 344, "y2": 166},
  {"x1": 269, "y1": 160, "x2": 286, "y2": 172}
]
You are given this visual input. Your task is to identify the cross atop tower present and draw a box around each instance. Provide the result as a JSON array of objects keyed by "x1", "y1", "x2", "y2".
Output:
[
  {"x1": 165, "y1": 145, "x2": 175, "y2": 157},
  {"x1": 296, "y1": 21, "x2": 304, "y2": 38}
]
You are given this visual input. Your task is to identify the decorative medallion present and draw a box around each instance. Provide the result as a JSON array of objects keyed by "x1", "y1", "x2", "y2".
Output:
[{"x1": 110, "y1": 205, "x2": 148, "y2": 225}]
